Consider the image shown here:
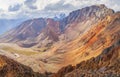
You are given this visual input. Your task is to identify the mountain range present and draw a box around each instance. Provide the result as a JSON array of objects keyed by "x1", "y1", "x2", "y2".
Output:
[
  {"x1": 0, "y1": 19, "x2": 26, "y2": 35},
  {"x1": 0, "y1": 4, "x2": 120, "y2": 77}
]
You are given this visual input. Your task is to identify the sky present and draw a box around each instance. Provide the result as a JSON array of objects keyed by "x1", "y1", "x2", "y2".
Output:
[{"x1": 0, "y1": 0, "x2": 120, "y2": 19}]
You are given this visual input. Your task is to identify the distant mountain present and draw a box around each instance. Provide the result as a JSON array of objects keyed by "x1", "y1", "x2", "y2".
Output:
[
  {"x1": 53, "y1": 13, "x2": 66, "y2": 21},
  {"x1": 0, "y1": 18, "x2": 60, "y2": 49},
  {"x1": 0, "y1": 19, "x2": 26, "y2": 35}
]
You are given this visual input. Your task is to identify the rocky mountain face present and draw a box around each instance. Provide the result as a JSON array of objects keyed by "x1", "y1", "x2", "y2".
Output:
[
  {"x1": 59, "y1": 4, "x2": 114, "y2": 41},
  {"x1": 51, "y1": 40, "x2": 120, "y2": 77},
  {"x1": 0, "y1": 4, "x2": 119, "y2": 77},
  {"x1": 0, "y1": 55, "x2": 46, "y2": 77}
]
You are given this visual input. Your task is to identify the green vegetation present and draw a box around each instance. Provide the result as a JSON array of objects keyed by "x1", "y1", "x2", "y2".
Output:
[{"x1": 1, "y1": 46, "x2": 42, "y2": 56}]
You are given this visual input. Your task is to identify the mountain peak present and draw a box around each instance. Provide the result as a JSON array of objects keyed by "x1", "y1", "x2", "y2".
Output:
[
  {"x1": 94, "y1": 4, "x2": 105, "y2": 7},
  {"x1": 68, "y1": 4, "x2": 114, "y2": 21},
  {"x1": 53, "y1": 13, "x2": 66, "y2": 21},
  {"x1": 59, "y1": 4, "x2": 114, "y2": 32}
]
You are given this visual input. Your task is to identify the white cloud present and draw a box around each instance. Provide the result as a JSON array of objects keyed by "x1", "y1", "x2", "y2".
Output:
[
  {"x1": 0, "y1": 0, "x2": 24, "y2": 11},
  {"x1": 0, "y1": 0, "x2": 119, "y2": 19},
  {"x1": 35, "y1": 0, "x2": 60, "y2": 10},
  {"x1": 65, "y1": 0, "x2": 120, "y2": 11}
]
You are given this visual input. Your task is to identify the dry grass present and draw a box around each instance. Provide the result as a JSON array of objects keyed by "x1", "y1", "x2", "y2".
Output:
[{"x1": 1, "y1": 46, "x2": 42, "y2": 56}]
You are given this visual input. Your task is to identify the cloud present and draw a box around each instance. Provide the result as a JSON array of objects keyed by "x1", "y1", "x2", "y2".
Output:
[
  {"x1": 24, "y1": 0, "x2": 36, "y2": 4},
  {"x1": 0, "y1": 0, "x2": 24, "y2": 11},
  {"x1": 24, "y1": 0, "x2": 37, "y2": 10},
  {"x1": 8, "y1": 4, "x2": 22, "y2": 12},
  {"x1": 44, "y1": 0, "x2": 75, "y2": 12}
]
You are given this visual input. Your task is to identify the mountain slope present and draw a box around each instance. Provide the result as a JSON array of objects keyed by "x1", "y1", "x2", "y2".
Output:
[{"x1": 51, "y1": 39, "x2": 120, "y2": 77}]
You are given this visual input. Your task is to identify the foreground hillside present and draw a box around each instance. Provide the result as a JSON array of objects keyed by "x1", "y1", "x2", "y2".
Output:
[{"x1": 0, "y1": 55, "x2": 46, "y2": 77}]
